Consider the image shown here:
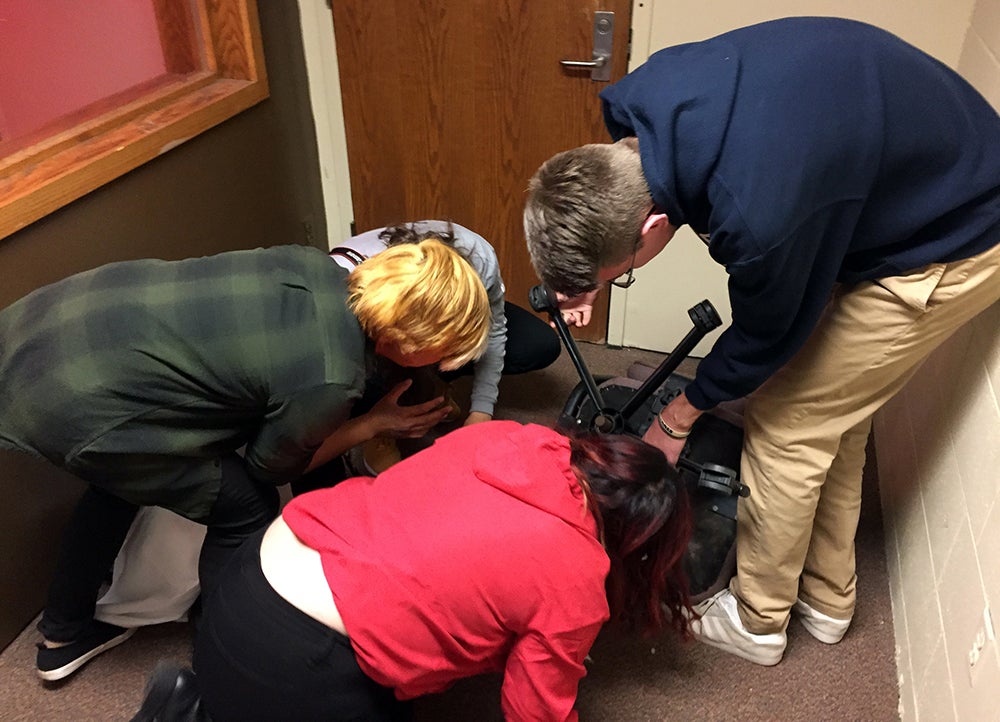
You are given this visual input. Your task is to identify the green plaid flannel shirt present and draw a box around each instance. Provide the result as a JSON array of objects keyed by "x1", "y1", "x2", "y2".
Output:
[{"x1": 0, "y1": 245, "x2": 367, "y2": 519}]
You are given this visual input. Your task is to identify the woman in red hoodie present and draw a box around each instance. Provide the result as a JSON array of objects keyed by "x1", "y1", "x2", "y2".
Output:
[{"x1": 138, "y1": 420, "x2": 693, "y2": 722}]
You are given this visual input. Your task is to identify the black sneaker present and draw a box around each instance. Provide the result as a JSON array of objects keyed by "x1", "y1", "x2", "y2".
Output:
[
  {"x1": 36, "y1": 621, "x2": 136, "y2": 681},
  {"x1": 130, "y1": 663, "x2": 208, "y2": 722}
]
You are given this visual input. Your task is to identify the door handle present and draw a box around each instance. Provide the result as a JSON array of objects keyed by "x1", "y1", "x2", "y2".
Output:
[
  {"x1": 559, "y1": 11, "x2": 614, "y2": 82},
  {"x1": 559, "y1": 55, "x2": 607, "y2": 69}
]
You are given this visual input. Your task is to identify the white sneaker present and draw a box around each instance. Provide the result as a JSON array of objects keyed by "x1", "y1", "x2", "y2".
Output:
[
  {"x1": 793, "y1": 598, "x2": 851, "y2": 644},
  {"x1": 690, "y1": 589, "x2": 786, "y2": 666}
]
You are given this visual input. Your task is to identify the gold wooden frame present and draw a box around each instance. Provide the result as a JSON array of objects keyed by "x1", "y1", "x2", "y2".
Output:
[{"x1": 0, "y1": 0, "x2": 269, "y2": 240}]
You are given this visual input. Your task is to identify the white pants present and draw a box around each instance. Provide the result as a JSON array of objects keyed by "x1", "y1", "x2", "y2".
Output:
[{"x1": 95, "y1": 506, "x2": 205, "y2": 626}]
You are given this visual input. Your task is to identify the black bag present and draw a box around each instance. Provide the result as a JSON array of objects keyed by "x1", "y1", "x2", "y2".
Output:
[{"x1": 529, "y1": 287, "x2": 747, "y2": 603}]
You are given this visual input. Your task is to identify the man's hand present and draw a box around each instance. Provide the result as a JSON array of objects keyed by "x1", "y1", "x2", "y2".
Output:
[
  {"x1": 555, "y1": 289, "x2": 601, "y2": 328},
  {"x1": 642, "y1": 392, "x2": 704, "y2": 466},
  {"x1": 368, "y1": 380, "x2": 451, "y2": 438}
]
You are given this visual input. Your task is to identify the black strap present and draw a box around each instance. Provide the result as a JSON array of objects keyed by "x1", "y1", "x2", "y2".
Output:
[{"x1": 329, "y1": 246, "x2": 368, "y2": 267}]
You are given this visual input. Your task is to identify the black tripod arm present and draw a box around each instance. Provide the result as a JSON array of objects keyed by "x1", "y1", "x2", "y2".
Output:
[
  {"x1": 528, "y1": 285, "x2": 604, "y2": 411},
  {"x1": 618, "y1": 300, "x2": 722, "y2": 419}
]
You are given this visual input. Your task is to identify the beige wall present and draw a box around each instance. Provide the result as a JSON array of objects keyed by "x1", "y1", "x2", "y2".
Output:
[
  {"x1": 633, "y1": 1, "x2": 976, "y2": 67},
  {"x1": 875, "y1": 2, "x2": 1000, "y2": 720}
]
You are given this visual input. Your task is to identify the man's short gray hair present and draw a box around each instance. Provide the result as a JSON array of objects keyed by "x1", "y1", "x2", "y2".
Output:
[{"x1": 524, "y1": 140, "x2": 651, "y2": 296}]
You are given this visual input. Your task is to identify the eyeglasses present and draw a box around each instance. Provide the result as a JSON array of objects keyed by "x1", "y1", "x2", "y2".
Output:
[{"x1": 610, "y1": 242, "x2": 639, "y2": 289}]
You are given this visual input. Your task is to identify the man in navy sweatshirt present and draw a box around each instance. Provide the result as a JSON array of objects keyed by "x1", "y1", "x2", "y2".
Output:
[{"x1": 524, "y1": 17, "x2": 1000, "y2": 666}]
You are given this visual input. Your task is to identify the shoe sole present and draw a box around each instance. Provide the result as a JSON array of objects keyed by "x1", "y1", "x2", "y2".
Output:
[
  {"x1": 796, "y1": 615, "x2": 849, "y2": 644},
  {"x1": 691, "y1": 591, "x2": 785, "y2": 666},
  {"x1": 37, "y1": 627, "x2": 137, "y2": 682},
  {"x1": 793, "y1": 600, "x2": 850, "y2": 644},
  {"x1": 692, "y1": 623, "x2": 785, "y2": 666}
]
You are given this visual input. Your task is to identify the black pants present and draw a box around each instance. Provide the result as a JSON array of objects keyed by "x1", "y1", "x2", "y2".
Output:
[
  {"x1": 398, "y1": 302, "x2": 563, "y2": 394},
  {"x1": 37, "y1": 454, "x2": 279, "y2": 642},
  {"x1": 453, "y1": 301, "x2": 561, "y2": 378},
  {"x1": 194, "y1": 529, "x2": 411, "y2": 722}
]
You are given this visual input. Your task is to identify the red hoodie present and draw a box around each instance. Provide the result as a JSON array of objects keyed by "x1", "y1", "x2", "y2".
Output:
[{"x1": 282, "y1": 421, "x2": 610, "y2": 721}]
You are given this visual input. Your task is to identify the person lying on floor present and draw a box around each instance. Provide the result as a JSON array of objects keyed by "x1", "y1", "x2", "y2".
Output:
[
  {"x1": 0, "y1": 239, "x2": 490, "y2": 682},
  {"x1": 133, "y1": 420, "x2": 695, "y2": 722}
]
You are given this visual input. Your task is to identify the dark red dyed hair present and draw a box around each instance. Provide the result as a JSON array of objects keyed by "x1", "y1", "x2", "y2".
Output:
[{"x1": 568, "y1": 431, "x2": 694, "y2": 638}]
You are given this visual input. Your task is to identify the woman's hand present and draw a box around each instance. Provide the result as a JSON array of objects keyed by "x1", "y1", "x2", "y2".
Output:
[
  {"x1": 367, "y1": 380, "x2": 451, "y2": 438},
  {"x1": 555, "y1": 289, "x2": 601, "y2": 327},
  {"x1": 463, "y1": 411, "x2": 493, "y2": 426}
]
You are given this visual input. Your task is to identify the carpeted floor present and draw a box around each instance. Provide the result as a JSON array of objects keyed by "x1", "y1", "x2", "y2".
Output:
[{"x1": 0, "y1": 342, "x2": 900, "y2": 721}]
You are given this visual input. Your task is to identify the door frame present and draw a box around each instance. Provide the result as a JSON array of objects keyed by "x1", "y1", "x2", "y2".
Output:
[
  {"x1": 605, "y1": 0, "x2": 652, "y2": 347},
  {"x1": 297, "y1": 0, "x2": 353, "y2": 245}
]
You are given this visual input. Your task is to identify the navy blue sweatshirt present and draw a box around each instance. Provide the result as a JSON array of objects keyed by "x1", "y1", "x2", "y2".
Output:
[{"x1": 601, "y1": 17, "x2": 1000, "y2": 410}]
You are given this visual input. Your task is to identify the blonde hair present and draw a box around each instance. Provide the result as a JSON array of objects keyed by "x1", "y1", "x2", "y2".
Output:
[{"x1": 347, "y1": 239, "x2": 490, "y2": 370}]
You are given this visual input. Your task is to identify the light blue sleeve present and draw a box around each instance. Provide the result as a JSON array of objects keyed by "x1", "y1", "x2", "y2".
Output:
[{"x1": 446, "y1": 223, "x2": 506, "y2": 417}]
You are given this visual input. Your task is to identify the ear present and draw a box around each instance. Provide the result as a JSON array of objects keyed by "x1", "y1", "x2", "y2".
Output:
[{"x1": 641, "y1": 211, "x2": 670, "y2": 237}]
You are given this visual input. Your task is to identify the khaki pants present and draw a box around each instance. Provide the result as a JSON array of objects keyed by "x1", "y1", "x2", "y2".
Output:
[{"x1": 732, "y1": 241, "x2": 1000, "y2": 634}]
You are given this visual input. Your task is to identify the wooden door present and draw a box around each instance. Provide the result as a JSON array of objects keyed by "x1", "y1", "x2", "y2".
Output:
[{"x1": 330, "y1": 0, "x2": 631, "y2": 342}]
